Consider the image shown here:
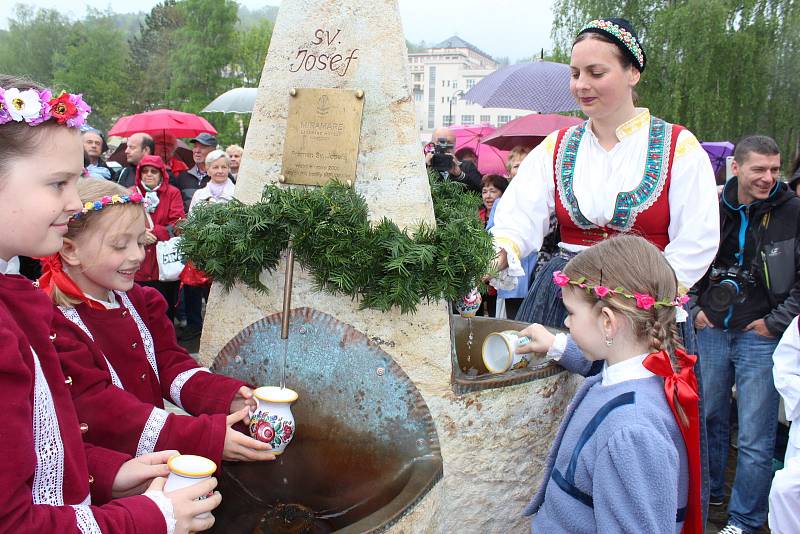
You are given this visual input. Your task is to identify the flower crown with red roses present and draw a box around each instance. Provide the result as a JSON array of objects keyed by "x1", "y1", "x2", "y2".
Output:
[
  {"x1": 0, "y1": 87, "x2": 91, "y2": 128},
  {"x1": 552, "y1": 270, "x2": 689, "y2": 310}
]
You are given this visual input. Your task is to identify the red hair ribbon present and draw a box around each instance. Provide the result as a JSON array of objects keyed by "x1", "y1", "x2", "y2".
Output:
[
  {"x1": 37, "y1": 254, "x2": 107, "y2": 311},
  {"x1": 642, "y1": 349, "x2": 702, "y2": 534}
]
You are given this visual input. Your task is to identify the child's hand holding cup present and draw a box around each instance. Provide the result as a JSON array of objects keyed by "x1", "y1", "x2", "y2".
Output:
[
  {"x1": 164, "y1": 454, "x2": 218, "y2": 520},
  {"x1": 482, "y1": 330, "x2": 532, "y2": 373}
]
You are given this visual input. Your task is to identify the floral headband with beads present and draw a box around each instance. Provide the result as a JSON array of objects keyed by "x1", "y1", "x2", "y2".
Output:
[
  {"x1": 553, "y1": 270, "x2": 689, "y2": 310},
  {"x1": 0, "y1": 87, "x2": 91, "y2": 128},
  {"x1": 579, "y1": 19, "x2": 646, "y2": 72},
  {"x1": 73, "y1": 192, "x2": 145, "y2": 220}
]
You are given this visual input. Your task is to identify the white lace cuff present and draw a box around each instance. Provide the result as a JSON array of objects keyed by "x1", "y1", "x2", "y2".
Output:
[
  {"x1": 490, "y1": 242, "x2": 525, "y2": 291},
  {"x1": 144, "y1": 490, "x2": 176, "y2": 534},
  {"x1": 546, "y1": 333, "x2": 568, "y2": 360}
]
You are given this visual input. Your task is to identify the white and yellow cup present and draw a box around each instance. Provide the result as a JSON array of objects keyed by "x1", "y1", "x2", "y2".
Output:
[
  {"x1": 482, "y1": 330, "x2": 532, "y2": 374},
  {"x1": 164, "y1": 454, "x2": 217, "y2": 519}
]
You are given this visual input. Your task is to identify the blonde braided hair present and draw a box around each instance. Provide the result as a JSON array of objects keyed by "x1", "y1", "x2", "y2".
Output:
[{"x1": 563, "y1": 235, "x2": 684, "y2": 373}]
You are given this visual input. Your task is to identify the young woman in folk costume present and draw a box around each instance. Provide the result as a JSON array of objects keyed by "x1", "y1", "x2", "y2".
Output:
[
  {"x1": 489, "y1": 19, "x2": 718, "y2": 518},
  {"x1": 490, "y1": 18, "x2": 719, "y2": 334},
  {"x1": 519, "y1": 236, "x2": 702, "y2": 533},
  {"x1": 38, "y1": 178, "x2": 276, "y2": 470},
  {"x1": 0, "y1": 75, "x2": 219, "y2": 534}
]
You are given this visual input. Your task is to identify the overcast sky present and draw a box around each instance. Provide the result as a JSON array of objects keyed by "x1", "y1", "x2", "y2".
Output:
[{"x1": 2, "y1": 0, "x2": 556, "y2": 62}]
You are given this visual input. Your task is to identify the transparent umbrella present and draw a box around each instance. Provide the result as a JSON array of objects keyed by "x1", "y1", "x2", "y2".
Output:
[{"x1": 202, "y1": 88, "x2": 258, "y2": 114}]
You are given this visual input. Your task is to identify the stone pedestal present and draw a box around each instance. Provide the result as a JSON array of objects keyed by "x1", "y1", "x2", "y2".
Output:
[{"x1": 199, "y1": 1, "x2": 580, "y2": 531}]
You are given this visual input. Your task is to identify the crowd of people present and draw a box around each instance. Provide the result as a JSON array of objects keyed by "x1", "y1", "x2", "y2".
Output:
[{"x1": 0, "y1": 13, "x2": 799, "y2": 534}]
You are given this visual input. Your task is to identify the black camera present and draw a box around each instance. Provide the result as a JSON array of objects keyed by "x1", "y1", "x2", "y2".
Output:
[
  {"x1": 430, "y1": 137, "x2": 455, "y2": 172},
  {"x1": 707, "y1": 265, "x2": 754, "y2": 312}
]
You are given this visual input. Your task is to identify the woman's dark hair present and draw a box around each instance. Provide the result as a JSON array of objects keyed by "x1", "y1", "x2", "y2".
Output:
[
  {"x1": 481, "y1": 174, "x2": 509, "y2": 194},
  {"x1": 0, "y1": 74, "x2": 64, "y2": 181},
  {"x1": 573, "y1": 31, "x2": 635, "y2": 70}
]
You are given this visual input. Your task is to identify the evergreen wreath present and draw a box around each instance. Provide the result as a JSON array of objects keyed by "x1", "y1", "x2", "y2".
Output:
[{"x1": 178, "y1": 176, "x2": 495, "y2": 314}]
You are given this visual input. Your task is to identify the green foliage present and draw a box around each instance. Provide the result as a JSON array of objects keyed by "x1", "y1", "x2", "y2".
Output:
[
  {"x1": 0, "y1": 5, "x2": 71, "y2": 84},
  {"x1": 51, "y1": 11, "x2": 131, "y2": 131},
  {"x1": 551, "y1": 0, "x2": 800, "y2": 166},
  {"x1": 179, "y1": 177, "x2": 495, "y2": 314},
  {"x1": 0, "y1": 1, "x2": 273, "y2": 147},
  {"x1": 168, "y1": 0, "x2": 239, "y2": 112},
  {"x1": 236, "y1": 18, "x2": 274, "y2": 86},
  {"x1": 127, "y1": 0, "x2": 186, "y2": 112}
]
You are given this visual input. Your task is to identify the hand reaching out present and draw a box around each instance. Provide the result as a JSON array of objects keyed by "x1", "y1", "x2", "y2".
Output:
[
  {"x1": 229, "y1": 385, "x2": 257, "y2": 421},
  {"x1": 112, "y1": 449, "x2": 177, "y2": 498},
  {"x1": 223, "y1": 407, "x2": 276, "y2": 462},
  {"x1": 516, "y1": 323, "x2": 556, "y2": 355}
]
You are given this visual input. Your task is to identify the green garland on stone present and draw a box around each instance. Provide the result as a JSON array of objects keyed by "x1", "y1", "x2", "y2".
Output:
[{"x1": 178, "y1": 175, "x2": 495, "y2": 314}]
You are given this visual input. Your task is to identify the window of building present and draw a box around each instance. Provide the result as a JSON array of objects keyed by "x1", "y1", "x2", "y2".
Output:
[
  {"x1": 443, "y1": 115, "x2": 454, "y2": 127},
  {"x1": 467, "y1": 79, "x2": 476, "y2": 89},
  {"x1": 428, "y1": 66, "x2": 437, "y2": 129},
  {"x1": 414, "y1": 92, "x2": 422, "y2": 102},
  {"x1": 452, "y1": 80, "x2": 458, "y2": 89},
  {"x1": 480, "y1": 115, "x2": 491, "y2": 124},
  {"x1": 461, "y1": 115, "x2": 474, "y2": 125},
  {"x1": 497, "y1": 115, "x2": 511, "y2": 126}
]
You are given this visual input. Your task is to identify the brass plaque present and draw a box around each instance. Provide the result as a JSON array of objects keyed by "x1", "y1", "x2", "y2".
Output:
[{"x1": 281, "y1": 88, "x2": 364, "y2": 186}]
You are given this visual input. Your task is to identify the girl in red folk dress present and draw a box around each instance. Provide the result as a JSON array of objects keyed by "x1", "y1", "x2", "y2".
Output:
[
  {"x1": 0, "y1": 75, "x2": 219, "y2": 534},
  {"x1": 39, "y1": 178, "x2": 275, "y2": 469}
]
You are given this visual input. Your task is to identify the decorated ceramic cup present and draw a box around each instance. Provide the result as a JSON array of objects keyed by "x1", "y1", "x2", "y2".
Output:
[
  {"x1": 164, "y1": 454, "x2": 217, "y2": 519},
  {"x1": 456, "y1": 288, "x2": 482, "y2": 318},
  {"x1": 249, "y1": 386, "x2": 298, "y2": 455},
  {"x1": 482, "y1": 330, "x2": 532, "y2": 374}
]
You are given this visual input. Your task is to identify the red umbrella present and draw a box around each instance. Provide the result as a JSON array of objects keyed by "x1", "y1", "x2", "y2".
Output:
[
  {"x1": 451, "y1": 125, "x2": 509, "y2": 176},
  {"x1": 108, "y1": 109, "x2": 217, "y2": 138},
  {"x1": 482, "y1": 113, "x2": 584, "y2": 151}
]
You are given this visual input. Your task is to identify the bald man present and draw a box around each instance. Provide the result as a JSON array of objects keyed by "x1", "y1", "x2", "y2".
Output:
[
  {"x1": 117, "y1": 132, "x2": 154, "y2": 187},
  {"x1": 425, "y1": 127, "x2": 482, "y2": 194}
]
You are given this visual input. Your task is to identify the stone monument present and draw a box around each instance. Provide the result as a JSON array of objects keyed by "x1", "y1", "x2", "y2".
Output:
[{"x1": 198, "y1": 1, "x2": 580, "y2": 532}]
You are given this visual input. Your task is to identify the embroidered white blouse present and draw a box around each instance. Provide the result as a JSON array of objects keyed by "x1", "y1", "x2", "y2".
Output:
[{"x1": 491, "y1": 108, "x2": 720, "y2": 289}]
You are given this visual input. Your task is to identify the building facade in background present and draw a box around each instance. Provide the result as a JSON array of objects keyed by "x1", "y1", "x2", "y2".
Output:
[{"x1": 409, "y1": 36, "x2": 529, "y2": 139}]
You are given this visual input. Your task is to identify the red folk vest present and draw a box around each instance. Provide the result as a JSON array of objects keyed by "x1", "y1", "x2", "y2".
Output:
[{"x1": 552, "y1": 117, "x2": 685, "y2": 251}]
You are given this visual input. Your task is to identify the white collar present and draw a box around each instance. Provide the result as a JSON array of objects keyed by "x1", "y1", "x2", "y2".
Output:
[
  {"x1": 84, "y1": 290, "x2": 120, "y2": 310},
  {"x1": 585, "y1": 107, "x2": 651, "y2": 144},
  {"x1": 601, "y1": 353, "x2": 655, "y2": 386},
  {"x1": 0, "y1": 256, "x2": 20, "y2": 275}
]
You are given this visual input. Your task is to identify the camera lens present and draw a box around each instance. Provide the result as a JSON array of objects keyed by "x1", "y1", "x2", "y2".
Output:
[{"x1": 707, "y1": 279, "x2": 741, "y2": 312}]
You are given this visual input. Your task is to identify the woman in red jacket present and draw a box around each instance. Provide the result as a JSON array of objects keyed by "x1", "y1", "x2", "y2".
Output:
[{"x1": 133, "y1": 155, "x2": 185, "y2": 321}]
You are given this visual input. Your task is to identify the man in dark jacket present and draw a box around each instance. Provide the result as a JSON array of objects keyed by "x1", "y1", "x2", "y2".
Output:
[
  {"x1": 425, "y1": 127, "x2": 482, "y2": 194},
  {"x1": 116, "y1": 132, "x2": 154, "y2": 187},
  {"x1": 173, "y1": 132, "x2": 217, "y2": 213},
  {"x1": 82, "y1": 127, "x2": 117, "y2": 181},
  {"x1": 690, "y1": 135, "x2": 799, "y2": 534}
]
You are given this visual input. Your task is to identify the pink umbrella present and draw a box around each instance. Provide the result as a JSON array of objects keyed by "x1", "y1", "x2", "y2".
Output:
[
  {"x1": 108, "y1": 109, "x2": 217, "y2": 138},
  {"x1": 482, "y1": 113, "x2": 584, "y2": 151},
  {"x1": 451, "y1": 125, "x2": 509, "y2": 176}
]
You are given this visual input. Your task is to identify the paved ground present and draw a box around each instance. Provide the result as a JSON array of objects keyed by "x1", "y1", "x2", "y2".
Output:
[{"x1": 706, "y1": 443, "x2": 773, "y2": 534}]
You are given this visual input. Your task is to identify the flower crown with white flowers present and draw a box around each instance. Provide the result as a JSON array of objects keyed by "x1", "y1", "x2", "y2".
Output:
[
  {"x1": 0, "y1": 87, "x2": 91, "y2": 128},
  {"x1": 552, "y1": 270, "x2": 689, "y2": 310}
]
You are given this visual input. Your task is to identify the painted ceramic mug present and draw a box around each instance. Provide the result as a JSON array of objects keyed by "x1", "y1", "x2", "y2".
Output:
[
  {"x1": 456, "y1": 288, "x2": 482, "y2": 318},
  {"x1": 482, "y1": 330, "x2": 532, "y2": 374},
  {"x1": 164, "y1": 454, "x2": 217, "y2": 519},
  {"x1": 249, "y1": 386, "x2": 298, "y2": 455}
]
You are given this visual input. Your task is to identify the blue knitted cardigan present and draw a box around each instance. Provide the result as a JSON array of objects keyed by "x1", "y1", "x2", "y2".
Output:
[{"x1": 525, "y1": 339, "x2": 689, "y2": 533}]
